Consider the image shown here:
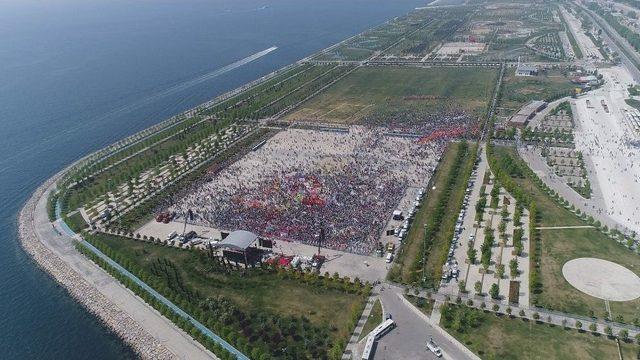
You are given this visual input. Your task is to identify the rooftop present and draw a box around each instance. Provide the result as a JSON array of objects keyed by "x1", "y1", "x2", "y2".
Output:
[{"x1": 218, "y1": 230, "x2": 259, "y2": 251}]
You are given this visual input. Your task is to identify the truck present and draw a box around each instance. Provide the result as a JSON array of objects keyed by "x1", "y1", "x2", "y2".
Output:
[{"x1": 386, "y1": 242, "x2": 396, "y2": 253}]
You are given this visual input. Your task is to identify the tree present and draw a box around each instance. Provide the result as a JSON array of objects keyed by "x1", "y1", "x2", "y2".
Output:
[
  {"x1": 492, "y1": 304, "x2": 500, "y2": 312},
  {"x1": 489, "y1": 283, "x2": 500, "y2": 299},
  {"x1": 474, "y1": 281, "x2": 482, "y2": 295},
  {"x1": 575, "y1": 320, "x2": 583, "y2": 330},
  {"x1": 532, "y1": 312, "x2": 540, "y2": 320},
  {"x1": 509, "y1": 258, "x2": 519, "y2": 277},
  {"x1": 467, "y1": 247, "x2": 477, "y2": 264},
  {"x1": 519, "y1": 309, "x2": 526, "y2": 317},
  {"x1": 605, "y1": 325, "x2": 613, "y2": 337},
  {"x1": 589, "y1": 323, "x2": 597, "y2": 333},
  {"x1": 496, "y1": 264, "x2": 505, "y2": 279},
  {"x1": 619, "y1": 329, "x2": 629, "y2": 341},
  {"x1": 458, "y1": 280, "x2": 467, "y2": 293}
]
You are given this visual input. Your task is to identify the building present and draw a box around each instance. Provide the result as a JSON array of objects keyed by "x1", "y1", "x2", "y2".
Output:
[
  {"x1": 217, "y1": 230, "x2": 268, "y2": 266},
  {"x1": 509, "y1": 100, "x2": 547, "y2": 128},
  {"x1": 515, "y1": 64, "x2": 538, "y2": 77}
]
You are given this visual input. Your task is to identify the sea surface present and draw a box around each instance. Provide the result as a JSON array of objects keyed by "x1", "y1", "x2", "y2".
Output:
[{"x1": 0, "y1": 0, "x2": 425, "y2": 358}]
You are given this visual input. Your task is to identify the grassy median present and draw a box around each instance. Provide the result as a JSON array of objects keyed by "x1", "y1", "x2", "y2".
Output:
[
  {"x1": 389, "y1": 141, "x2": 477, "y2": 288},
  {"x1": 441, "y1": 304, "x2": 638, "y2": 359}
]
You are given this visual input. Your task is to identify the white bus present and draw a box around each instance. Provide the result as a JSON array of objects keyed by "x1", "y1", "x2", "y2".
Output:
[{"x1": 361, "y1": 319, "x2": 395, "y2": 360}]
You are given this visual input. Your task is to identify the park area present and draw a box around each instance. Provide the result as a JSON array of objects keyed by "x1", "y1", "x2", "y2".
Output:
[
  {"x1": 499, "y1": 68, "x2": 576, "y2": 114},
  {"x1": 286, "y1": 66, "x2": 497, "y2": 129},
  {"x1": 440, "y1": 304, "x2": 639, "y2": 359},
  {"x1": 88, "y1": 232, "x2": 368, "y2": 359},
  {"x1": 491, "y1": 146, "x2": 640, "y2": 323}
]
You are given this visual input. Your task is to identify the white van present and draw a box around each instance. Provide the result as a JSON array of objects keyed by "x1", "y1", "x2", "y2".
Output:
[{"x1": 386, "y1": 253, "x2": 394, "y2": 263}]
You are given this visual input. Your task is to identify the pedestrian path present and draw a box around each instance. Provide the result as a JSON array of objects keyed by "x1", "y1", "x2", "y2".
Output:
[
  {"x1": 342, "y1": 293, "x2": 377, "y2": 360},
  {"x1": 57, "y1": 204, "x2": 249, "y2": 360},
  {"x1": 536, "y1": 225, "x2": 594, "y2": 230}
]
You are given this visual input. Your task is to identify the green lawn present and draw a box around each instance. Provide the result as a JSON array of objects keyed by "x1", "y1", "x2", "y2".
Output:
[
  {"x1": 441, "y1": 304, "x2": 639, "y2": 360},
  {"x1": 89, "y1": 233, "x2": 366, "y2": 359},
  {"x1": 538, "y1": 228, "x2": 640, "y2": 321},
  {"x1": 65, "y1": 211, "x2": 88, "y2": 233},
  {"x1": 501, "y1": 69, "x2": 576, "y2": 112},
  {"x1": 404, "y1": 294, "x2": 434, "y2": 316},
  {"x1": 287, "y1": 66, "x2": 497, "y2": 124},
  {"x1": 359, "y1": 299, "x2": 383, "y2": 341}
]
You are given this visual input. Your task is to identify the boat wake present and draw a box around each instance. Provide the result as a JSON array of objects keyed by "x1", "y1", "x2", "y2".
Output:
[
  {"x1": 0, "y1": 47, "x2": 278, "y2": 171},
  {"x1": 102, "y1": 46, "x2": 279, "y2": 118}
]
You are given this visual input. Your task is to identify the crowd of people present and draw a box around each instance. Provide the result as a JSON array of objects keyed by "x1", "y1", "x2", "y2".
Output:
[
  {"x1": 170, "y1": 127, "x2": 443, "y2": 255},
  {"x1": 363, "y1": 108, "x2": 478, "y2": 138}
]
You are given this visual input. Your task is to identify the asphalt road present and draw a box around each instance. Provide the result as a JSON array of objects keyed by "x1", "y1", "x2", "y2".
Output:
[
  {"x1": 576, "y1": 2, "x2": 640, "y2": 82},
  {"x1": 373, "y1": 285, "x2": 477, "y2": 360}
]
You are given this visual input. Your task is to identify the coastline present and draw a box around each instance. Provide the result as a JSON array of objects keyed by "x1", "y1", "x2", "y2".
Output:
[{"x1": 18, "y1": 172, "x2": 216, "y2": 360}]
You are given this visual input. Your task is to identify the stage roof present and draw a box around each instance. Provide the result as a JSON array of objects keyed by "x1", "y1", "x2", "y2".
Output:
[{"x1": 218, "y1": 230, "x2": 258, "y2": 251}]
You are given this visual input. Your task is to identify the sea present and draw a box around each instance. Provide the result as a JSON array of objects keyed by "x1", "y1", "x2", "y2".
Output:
[{"x1": 0, "y1": 0, "x2": 426, "y2": 358}]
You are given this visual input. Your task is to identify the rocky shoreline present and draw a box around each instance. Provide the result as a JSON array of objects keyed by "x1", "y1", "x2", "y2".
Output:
[{"x1": 18, "y1": 176, "x2": 176, "y2": 360}]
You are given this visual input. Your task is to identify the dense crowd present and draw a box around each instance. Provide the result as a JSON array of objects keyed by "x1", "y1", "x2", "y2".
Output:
[
  {"x1": 171, "y1": 127, "x2": 442, "y2": 254},
  {"x1": 363, "y1": 108, "x2": 478, "y2": 137}
]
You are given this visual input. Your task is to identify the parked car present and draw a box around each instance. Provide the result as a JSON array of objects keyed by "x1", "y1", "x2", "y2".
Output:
[{"x1": 426, "y1": 339, "x2": 442, "y2": 357}]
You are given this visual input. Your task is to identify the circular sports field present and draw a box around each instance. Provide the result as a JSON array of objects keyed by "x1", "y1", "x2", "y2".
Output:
[{"x1": 562, "y1": 258, "x2": 640, "y2": 301}]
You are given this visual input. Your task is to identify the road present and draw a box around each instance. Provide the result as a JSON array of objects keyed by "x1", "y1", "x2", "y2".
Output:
[
  {"x1": 373, "y1": 285, "x2": 478, "y2": 360},
  {"x1": 577, "y1": 1, "x2": 640, "y2": 81}
]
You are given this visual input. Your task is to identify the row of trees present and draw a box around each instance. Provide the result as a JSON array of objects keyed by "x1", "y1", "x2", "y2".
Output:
[
  {"x1": 589, "y1": 3, "x2": 640, "y2": 54},
  {"x1": 409, "y1": 142, "x2": 476, "y2": 287}
]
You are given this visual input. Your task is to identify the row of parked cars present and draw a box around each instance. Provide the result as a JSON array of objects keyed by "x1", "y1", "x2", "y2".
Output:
[
  {"x1": 391, "y1": 187, "x2": 425, "y2": 242},
  {"x1": 442, "y1": 166, "x2": 479, "y2": 283},
  {"x1": 165, "y1": 230, "x2": 200, "y2": 246}
]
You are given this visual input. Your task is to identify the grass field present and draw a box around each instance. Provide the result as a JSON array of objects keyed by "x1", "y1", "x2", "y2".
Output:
[
  {"x1": 91, "y1": 233, "x2": 365, "y2": 357},
  {"x1": 287, "y1": 66, "x2": 497, "y2": 124},
  {"x1": 404, "y1": 294, "x2": 434, "y2": 316},
  {"x1": 441, "y1": 304, "x2": 639, "y2": 360},
  {"x1": 492, "y1": 146, "x2": 640, "y2": 321},
  {"x1": 359, "y1": 299, "x2": 382, "y2": 341},
  {"x1": 501, "y1": 69, "x2": 576, "y2": 113},
  {"x1": 65, "y1": 211, "x2": 88, "y2": 233}
]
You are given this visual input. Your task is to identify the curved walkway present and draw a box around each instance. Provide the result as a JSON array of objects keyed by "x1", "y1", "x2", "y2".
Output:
[{"x1": 19, "y1": 175, "x2": 219, "y2": 360}]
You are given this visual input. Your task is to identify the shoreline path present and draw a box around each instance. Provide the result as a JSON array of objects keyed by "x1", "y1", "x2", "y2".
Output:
[{"x1": 18, "y1": 172, "x2": 217, "y2": 360}]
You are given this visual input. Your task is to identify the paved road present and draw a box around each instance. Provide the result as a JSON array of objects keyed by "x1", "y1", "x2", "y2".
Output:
[
  {"x1": 577, "y1": 2, "x2": 640, "y2": 82},
  {"x1": 373, "y1": 285, "x2": 478, "y2": 360}
]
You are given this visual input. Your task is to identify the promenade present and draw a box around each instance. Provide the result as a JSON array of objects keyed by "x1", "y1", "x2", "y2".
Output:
[{"x1": 18, "y1": 174, "x2": 217, "y2": 360}]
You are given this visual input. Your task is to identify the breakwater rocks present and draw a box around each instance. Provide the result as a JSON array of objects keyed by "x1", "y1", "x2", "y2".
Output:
[{"x1": 18, "y1": 178, "x2": 176, "y2": 360}]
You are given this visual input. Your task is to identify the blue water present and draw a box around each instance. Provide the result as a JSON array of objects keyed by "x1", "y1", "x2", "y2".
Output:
[{"x1": 0, "y1": 0, "x2": 425, "y2": 358}]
